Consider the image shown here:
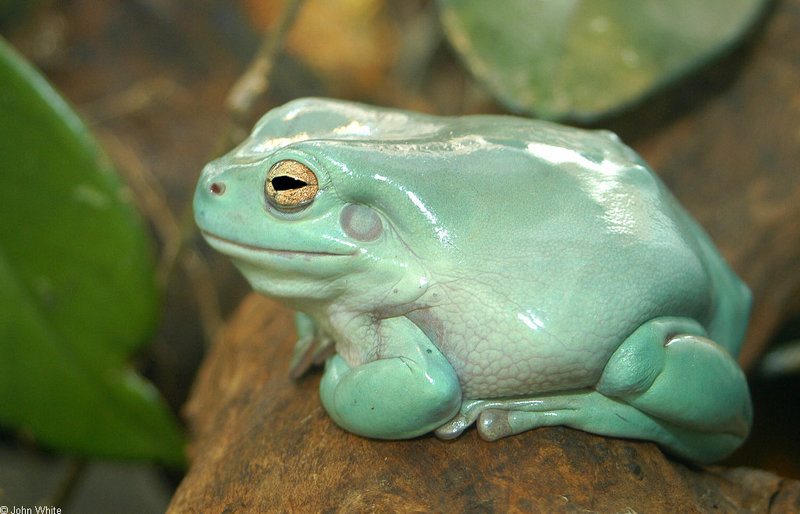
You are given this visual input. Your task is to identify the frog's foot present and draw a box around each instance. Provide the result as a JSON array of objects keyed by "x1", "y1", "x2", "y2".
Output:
[
  {"x1": 436, "y1": 317, "x2": 753, "y2": 463},
  {"x1": 289, "y1": 312, "x2": 335, "y2": 379},
  {"x1": 434, "y1": 393, "x2": 600, "y2": 441}
]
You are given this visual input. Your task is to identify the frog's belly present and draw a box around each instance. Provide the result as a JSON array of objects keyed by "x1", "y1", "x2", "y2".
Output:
[
  {"x1": 448, "y1": 330, "x2": 616, "y2": 399},
  {"x1": 454, "y1": 337, "x2": 612, "y2": 399},
  {"x1": 407, "y1": 305, "x2": 627, "y2": 399},
  {"x1": 407, "y1": 285, "x2": 709, "y2": 399}
]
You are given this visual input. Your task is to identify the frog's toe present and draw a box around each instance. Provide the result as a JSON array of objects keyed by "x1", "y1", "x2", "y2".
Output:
[
  {"x1": 476, "y1": 409, "x2": 512, "y2": 441},
  {"x1": 434, "y1": 413, "x2": 470, "y2": 440},
  {"x1": 289, "y1": 334, "x2": 336, "y2": 379},
  {"x1": 289, "y1": 335, "x2": 315, "y2": 379}
]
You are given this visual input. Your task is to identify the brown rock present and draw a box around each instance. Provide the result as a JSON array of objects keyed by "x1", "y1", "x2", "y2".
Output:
[{"x1": 168, "y1": 295, "x2": 799, "y2": 512}]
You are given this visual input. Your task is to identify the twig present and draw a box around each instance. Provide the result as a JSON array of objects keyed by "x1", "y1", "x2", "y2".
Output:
[
  {"x1": 80, "y1": 76, "x2": 189, "y2": 124},
  {"x1": 44, "y1": 457, "x2": 86, "y2": 508},
  {"x1": 214, "y1": 0, "x2": 306, "y2": 156}
]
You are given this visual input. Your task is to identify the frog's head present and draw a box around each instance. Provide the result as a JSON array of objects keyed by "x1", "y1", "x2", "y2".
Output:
[
  {"x1": 196, "y1": 97, "x2": 651, "y2": 310},
  {"x1": 194, "y1": 98, "x2": 452, "y2": 309}
]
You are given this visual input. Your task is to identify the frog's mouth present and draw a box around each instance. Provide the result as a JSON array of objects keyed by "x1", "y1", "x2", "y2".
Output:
[{"x1": 201, "y1": 232, "x2": 356, "y2": 258}]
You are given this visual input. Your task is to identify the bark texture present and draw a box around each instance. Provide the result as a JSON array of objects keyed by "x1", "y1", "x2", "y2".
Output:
[{"x1": 168, "y1": 296, "x2": 800, "y2": 512}]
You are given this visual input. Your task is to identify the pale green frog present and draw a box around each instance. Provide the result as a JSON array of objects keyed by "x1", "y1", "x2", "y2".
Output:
[{"x1": 194, "y1": 98, "x2": 752, "y2": 462}]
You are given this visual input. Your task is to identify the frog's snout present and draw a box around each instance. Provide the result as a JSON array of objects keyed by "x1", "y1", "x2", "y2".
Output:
[
  {"x1": 197, "y1": 158, "x2": 232, "y2": 201},
  {"x1": 193, "y1": 162, "x2": 234, "y2": 233}
]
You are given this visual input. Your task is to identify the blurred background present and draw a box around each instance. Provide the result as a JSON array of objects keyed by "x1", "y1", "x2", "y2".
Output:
[{"x1": 1, "y1": 0, "x2": 798, "y2": 511}]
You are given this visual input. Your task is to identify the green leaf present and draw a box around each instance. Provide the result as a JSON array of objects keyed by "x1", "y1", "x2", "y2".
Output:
[
  {"x1": 0, "y1": 37, "x2": 184, "y2": 466},
  {"x1": 437, "y1": 0, "x2": 767, "y2": 121}
]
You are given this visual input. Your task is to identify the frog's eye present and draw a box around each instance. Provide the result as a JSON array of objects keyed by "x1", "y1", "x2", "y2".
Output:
[{"x1": 265, "y1": 160, "x2": 319, "y2": 212}]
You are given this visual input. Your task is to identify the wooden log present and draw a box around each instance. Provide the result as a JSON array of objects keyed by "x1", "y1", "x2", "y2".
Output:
[{"x1": 168, "y1": 295, "x2": 800, "y2": 512}]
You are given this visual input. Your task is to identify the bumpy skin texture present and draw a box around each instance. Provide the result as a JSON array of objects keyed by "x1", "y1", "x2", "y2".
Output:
[{"x1": 194, "y1": 98, "x2": 753, "y2": 462}]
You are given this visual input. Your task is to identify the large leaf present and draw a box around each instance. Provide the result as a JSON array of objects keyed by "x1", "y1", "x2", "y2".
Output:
[
  {"x1": 437, "y1": 0, "x2": 767, "y2": 121},
  {"x1": 0, "y1": 37, "x2": 184, "y2": 465}
]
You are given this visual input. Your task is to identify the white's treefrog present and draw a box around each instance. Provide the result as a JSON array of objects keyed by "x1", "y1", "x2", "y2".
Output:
[{"x1": 195, "y1": 98, "x2": 752, "y2": 462}]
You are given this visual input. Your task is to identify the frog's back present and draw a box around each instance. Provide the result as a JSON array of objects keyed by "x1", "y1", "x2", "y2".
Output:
[
  {"x1": 480, "y1": 115, "x2": 751, "y2": 356},
  {"x1": 451, "y1": 125, "x2": 751, "y2": 357},
  {"x1": 418, "y1": 114, "x2": 751, "y2": 357}
]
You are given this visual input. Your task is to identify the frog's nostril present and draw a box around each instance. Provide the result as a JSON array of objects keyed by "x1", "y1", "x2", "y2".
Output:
[{"x1": 209, "y1": 182, "x2": 226, "y2": 195}]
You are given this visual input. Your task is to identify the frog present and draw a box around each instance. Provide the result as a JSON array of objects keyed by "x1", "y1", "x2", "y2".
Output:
[{"x1": 194, "y1": 97, "x2": 752, "y2": 463}]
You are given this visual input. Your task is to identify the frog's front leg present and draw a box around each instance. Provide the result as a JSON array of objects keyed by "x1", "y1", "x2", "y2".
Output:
[
  {"x1": 319, "y1": 316, "x2": 462, "y2": 439},
  {"x1": 437, "y1": 317, "x2": 752, "y2": 463}
]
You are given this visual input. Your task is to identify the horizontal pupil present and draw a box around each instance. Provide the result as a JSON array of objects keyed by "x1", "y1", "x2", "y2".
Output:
[{"x1": 272, "y1": 175, "x2": 308, "y2": 191}]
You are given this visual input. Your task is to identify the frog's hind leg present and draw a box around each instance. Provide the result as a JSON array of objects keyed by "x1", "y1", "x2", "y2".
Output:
[
  {"x1": 437, "y1": 317, "x2": 752, "y2": 463},
  {"x1": 594, "y1": 316, "x2": 752, "y2": 461},
  {"x1": 474, "y1": 392, "x2": 746, "y2": 463}
]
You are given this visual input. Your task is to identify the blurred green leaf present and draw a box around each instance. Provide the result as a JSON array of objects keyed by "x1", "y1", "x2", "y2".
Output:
[
  {"x1": 437, "y1": 0, "x2": 767, "y2": 121},
  {"x1": 0, "y1": 37, "x2": 184, "y2": 465}
]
